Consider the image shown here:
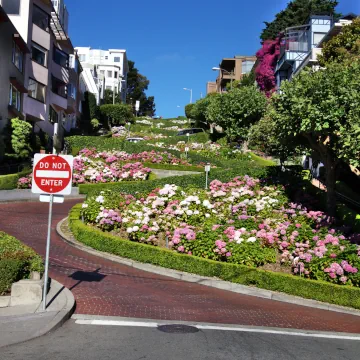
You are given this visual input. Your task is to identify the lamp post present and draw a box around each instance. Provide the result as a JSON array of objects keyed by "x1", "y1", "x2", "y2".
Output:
[
  {"x1": 183, "y1": 87, "x2": 192, "y2": 103},
  {"x1": 212, "y1": 67, "x2": 234, "y2": 90}
]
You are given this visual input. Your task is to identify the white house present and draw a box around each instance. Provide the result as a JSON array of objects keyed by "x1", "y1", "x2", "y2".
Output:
[{"x1": 75, "y1": 47, "x2": 128, "y2": 103}]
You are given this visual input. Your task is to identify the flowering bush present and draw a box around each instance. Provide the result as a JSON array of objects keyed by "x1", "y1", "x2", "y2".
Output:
[
  {"x1": 111, "y1": 126, "x2": 128, "y2": 137},
  {"x1": 17, "y1": 175, "x2": 32, "y2": 189},
  {"x1": 80, "y1": 175, "x2": 360, "y2": 286}
]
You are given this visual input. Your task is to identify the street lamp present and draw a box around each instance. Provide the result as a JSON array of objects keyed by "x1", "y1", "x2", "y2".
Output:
[
  {"x1": 212, "y1": 67, "x2": 234, "y2": 90},
  {"x1": 183, "y1": 87, "x2": 192, "y2": 104}
]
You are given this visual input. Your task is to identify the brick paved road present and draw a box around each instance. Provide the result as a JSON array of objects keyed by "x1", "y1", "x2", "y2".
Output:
[{"x1": 1, "y1": 200, "x2": 360, "y2": 333}]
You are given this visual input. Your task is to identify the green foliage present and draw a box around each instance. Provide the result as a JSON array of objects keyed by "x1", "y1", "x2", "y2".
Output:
[
  {"x1": 260, "y1": 0, "x2": 340, "y2": 41},
  {"x1": 191, "y1": 94, "x2": 219, "y2": 127},
  {"x1": 90, "y1": 118, "x2": 100, "y2": 131},
  {"x1": 69, "y1": 204, "x2": 360, "y2": 309},
  {"x1": 4, "y1": 118, "x2": 33, "y2": 160},
  {"x1": 126, "y1": 60, "x2": 156, "y2": 116},
  {"x1": 207, "y1": 87, "x2": 267, "y2": 141},
  {"x1": 103, "y1": 89, "x2": 122, "y2": 105},
  {"x1": 248, "y1": 110, "x2": 300, "y2": 162},
  {"x1": 271, "y1": 61, "x2": 360, "y2": 214},
  {"x1": 319, "y1": 17, "x2": 360, "y2": 66},
  {"x1": 0, "y1": 169, "x2": 32, "y2": 190},
  {"x1": 142, "y1": 162, "x2": 202, "y2": 172},
  {"x1": 100, "y1": 104, "x2": 134, "y2": 126},
  {"x1": 0, "y1": 231, "x2": 44, "y2": 294},
  {"x1": 81, "y1": 92, "x2": 100, "y2": 133},
  {"x1": 185, "y1": 103, "x2": 195, "y2": 119}
]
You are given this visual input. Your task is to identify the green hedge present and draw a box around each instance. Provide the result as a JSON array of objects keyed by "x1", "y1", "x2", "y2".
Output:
[
  {"x1": 79, "y1": 163, "x2": 271, "y2": 195},
  {"x1": 0, "y1": 232, "x2": 44, "y2": 294},
  {"x1": 249, "y1": 153, "x2": 276, "y2": 166},
  {"x1": 143, "y1": 163, "x2": 202, "y2": 172},
  {"x1": 0, "y1": 169, "x2": 32, "y2": 190},
  {"x1": 69, "y1": 204, "x2": 360, "y2": 309}
]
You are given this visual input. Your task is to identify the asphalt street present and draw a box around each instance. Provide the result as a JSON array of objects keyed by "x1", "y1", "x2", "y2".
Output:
[{"x1": 2, "y1": 319, "x2": 360, "y2": 360}]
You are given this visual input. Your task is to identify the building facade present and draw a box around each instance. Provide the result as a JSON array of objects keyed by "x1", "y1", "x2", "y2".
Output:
[
  {"x1": 0, "y1": 0, "x2": 82, "y2": 153},
  {"x1": 0, "y1": 3, "x2": 29, "y2": 153},
  {"x1": 75, "y1": 47, "x2": 129, "y2": 103},
  {"x1": 214, "y1": 55, "x2": 256, "y2": 93}
]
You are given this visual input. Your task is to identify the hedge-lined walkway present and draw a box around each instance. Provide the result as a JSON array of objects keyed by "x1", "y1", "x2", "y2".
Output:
[{"x1": 1, "y1": 200, "x2": 360, "y2": 333}]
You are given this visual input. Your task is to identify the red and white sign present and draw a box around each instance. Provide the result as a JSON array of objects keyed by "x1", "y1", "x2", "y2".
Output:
[{"x1": 31, "y1": 154, "x2": 73, "y2": 195}]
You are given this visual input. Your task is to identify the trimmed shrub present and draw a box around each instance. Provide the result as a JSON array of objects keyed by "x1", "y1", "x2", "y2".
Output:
[
  {"x1": 69, "y1": 204, "x2": 360, "y2": 309},
  {"x1": 0, "y1": 169, "x2": 32, "y2": 190},
  {"x1": 100, "y1": 104, "x2": 134, "y2": 126},
  {"x1": 0, "y1": 232, "x2": 44, "y2": 294}
]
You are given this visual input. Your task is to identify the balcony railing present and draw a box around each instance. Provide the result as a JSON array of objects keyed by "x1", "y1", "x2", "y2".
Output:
[{"x1": 280, "y1": 24, "x2": 310, "y2": 59}]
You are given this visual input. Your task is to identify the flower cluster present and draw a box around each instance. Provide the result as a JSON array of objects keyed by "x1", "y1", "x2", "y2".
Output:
[
  {"x1": 111, "y1": 126, "x2": 128, "y2": 137},
  {"x1": 17, "y1": 174, "x2": 32, "y2": 189}
]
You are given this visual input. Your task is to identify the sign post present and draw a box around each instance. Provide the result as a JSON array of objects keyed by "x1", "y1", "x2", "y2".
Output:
[
  {"x1": 205, "y1": 163, "x2": 211, "y2": 189},
  {"x1": 135, "y1": 101, "x2": 140, "y2": 117},
  {"x1": 31, "y1": 154, "x2": 73, "y2": 311}
]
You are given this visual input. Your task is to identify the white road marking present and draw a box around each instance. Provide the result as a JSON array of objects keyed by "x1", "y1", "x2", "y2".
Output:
[{"x1": 74, "y1": 319, "x2": 360, "y2": 341}]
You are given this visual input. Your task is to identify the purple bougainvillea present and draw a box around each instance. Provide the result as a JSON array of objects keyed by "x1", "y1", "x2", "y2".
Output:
[{"x1": 255, "y1": 36, "x2": 282, "y2": 96}]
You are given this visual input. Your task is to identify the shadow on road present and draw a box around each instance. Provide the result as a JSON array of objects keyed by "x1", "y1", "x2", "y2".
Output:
[{"x1": 68, "y1": 268, "x2": 106, "y2": 291}]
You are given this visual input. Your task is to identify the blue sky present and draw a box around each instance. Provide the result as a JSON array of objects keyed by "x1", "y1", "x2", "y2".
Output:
[{"x1": 66, "y1": 0, "x2": 359, "y2": 118}]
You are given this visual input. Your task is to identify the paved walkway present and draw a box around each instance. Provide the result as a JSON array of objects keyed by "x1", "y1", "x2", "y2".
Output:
[{"x1": 1, "y1": 200, "x2": 360, "y2": 333}]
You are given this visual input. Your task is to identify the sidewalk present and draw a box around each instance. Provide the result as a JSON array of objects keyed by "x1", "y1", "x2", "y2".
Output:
[
  {"x1": 0, "y1": 187, "x2": 84, "y2": 202},
  {"x1": 0, "y1": 279, "x2": 75, "y2": 348}
]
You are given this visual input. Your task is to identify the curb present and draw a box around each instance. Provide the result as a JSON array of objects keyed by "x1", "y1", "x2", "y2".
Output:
[
  {"x1": 57, "y1": 217, "x2": 360, "y2": 318},
  {"x1": 0, "y1": 279, "x2": 75, "y2": 349},
  {"x1": 35, "y1": 279, "x2": 76, "y2": 337}
]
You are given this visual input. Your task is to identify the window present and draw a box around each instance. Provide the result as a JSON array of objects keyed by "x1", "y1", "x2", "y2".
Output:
[
  {"x1": 32, "y1": 5, "x2": 49, "y2": 32},
  {"x1": 12, "y1": 42, "x2": 23, "y2": 72},
  {"x1": 3, "y1": 0, "x2": 21, "y2": 14},
  {"x1": 49, "y1": 106, "x2": 58, "y2": 124},
  {"x1": 107, "y1": 71, "x2": 112, "y2": 78},
  {"x1": 313, "y1": 33, "x2": 326, "y2": 46},
  {"x1": 114, "y1": 71, "x2": 118, "y2": 79},
  {"x1": 241, "y1": 60, "x2": 255, "y2": 74},
  {"x1": 9, "y1": 84, "x2": 21, "y2": 111},
  {"x1": 28, "y1": 78, "x2": 46, "y2": 102},
  {"x1": 52, "y1": 76, "x2": 67, "y2": 98},
  {"x1": 32, "y1": 42, "x2": 47, "y2": 67},
  {"x1": 114, "y1": 57, "x2": 120, "y2": 63},
  {"x1": 68, "y1": 84, "x2": 76, "y2": 100},
  {"x1": 53, "y1": 47, "x2": 69, "y2": 68},
  {"x1": 100, "y1": 70, "x2": 105, "y2": 75},
  {"x1": 105, "y1": 56, "x2": 108, "y2": 60}
]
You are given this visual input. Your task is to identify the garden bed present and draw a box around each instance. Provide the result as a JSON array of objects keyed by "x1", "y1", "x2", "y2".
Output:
[{"x1": 69, "y1": 204, "x2": 360, "y2": 309}]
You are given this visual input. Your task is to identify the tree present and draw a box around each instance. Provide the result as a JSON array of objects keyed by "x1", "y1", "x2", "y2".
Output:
[
  {"x1": 185, "y1": 104, "x2": 195, "y2": 119},
  {"x1": 4, "y1": 118, "x2": 33, "y2": 160},
  {"x1": 191, "y1": 94, "x2": 219, "y2": 127},
  {"x1": 100, "y1": 104, "x2": 134, "y2": 126},
  {"x1": 248, "y1": 109, "x2": 301, "y2": 163},
  {"x1": 81, "y1": 92, "x2": 100, "y2": 133},
  {"x1": 261, "y1": 0, "x2": 340, "y2": 41},
  {"x1": 318, "y1": 17, "x2": 360, "y2": 66},
  {"x1": 141, "y1": 96, "x2": 156, "y2": 117},
  {"x1": 126, "y1": 60, "x2": 156, "y2": 115},
  {"x1": 103, "y1": 89, "x2": 121, "y2": 105},
  {"x1": 271, "y1": 61, "x2": 360, "y2": 216},
  {"x1": 207, "y1": 87, "x2": 267, "y2": 141}
]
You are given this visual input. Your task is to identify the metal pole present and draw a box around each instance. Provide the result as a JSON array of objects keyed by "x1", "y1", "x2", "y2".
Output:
[
  {"x1": 42, "y1": 194, "x2": 53, "y2": 311},
  {"x1": 113, "y1": 84, "x2": 115, "y2": 105},
  {"x1": 205, "y1": 170, "x2": 208, "y2": 190}
]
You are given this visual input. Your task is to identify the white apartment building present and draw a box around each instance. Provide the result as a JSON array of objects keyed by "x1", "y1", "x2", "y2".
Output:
[{"x1": 75, "y1": 47, "x2": 128, "y2": 103}]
